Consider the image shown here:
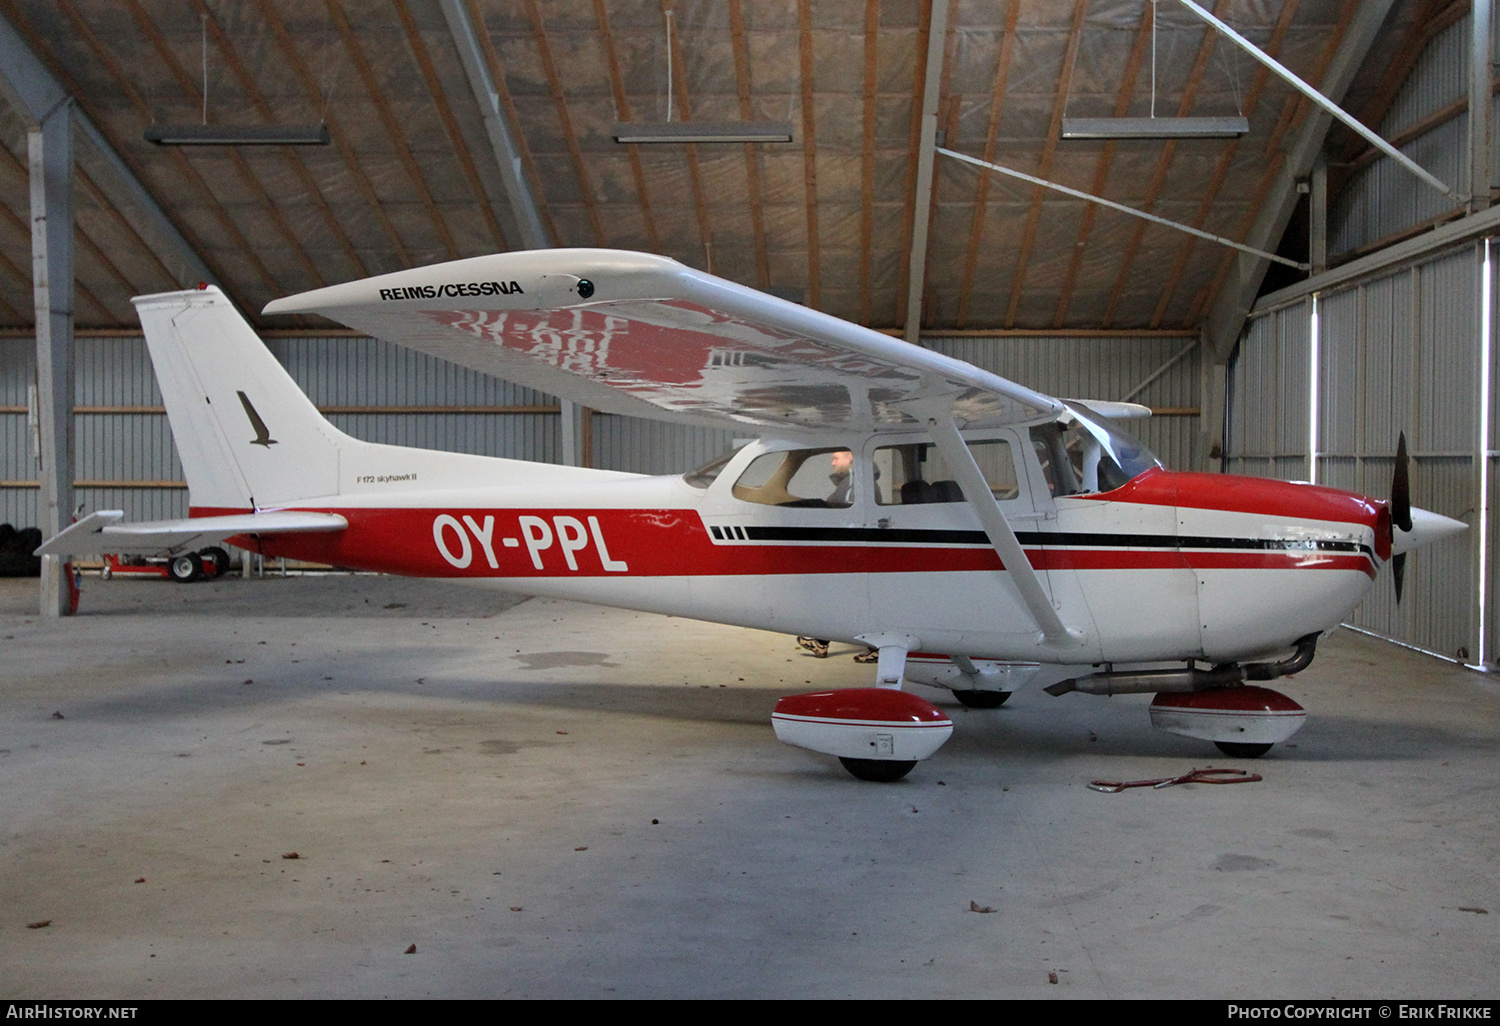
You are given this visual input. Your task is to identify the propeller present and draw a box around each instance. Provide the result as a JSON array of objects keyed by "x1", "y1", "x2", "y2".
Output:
[{"x1": 1390, "y1": 432, "x2": 1412, "y2": 603}]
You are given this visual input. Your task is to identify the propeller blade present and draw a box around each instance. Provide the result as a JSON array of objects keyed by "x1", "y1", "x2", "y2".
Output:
[
  {"x1": 1393, "y1": 552, "x2": 1406, "y2": 604},
  {"x1": 1392, "y1": 432, "x2": 1413, "y2": 533}
]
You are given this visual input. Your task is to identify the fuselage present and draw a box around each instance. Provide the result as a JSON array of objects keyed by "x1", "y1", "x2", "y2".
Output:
[{"x1": 210, "y1": 426, "x2": 1387, "y2": 668}]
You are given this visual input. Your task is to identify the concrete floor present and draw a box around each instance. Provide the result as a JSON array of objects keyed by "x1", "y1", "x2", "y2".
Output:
[{"x1": 0, "y1": 572, "x2": 1496, "y2": 999}]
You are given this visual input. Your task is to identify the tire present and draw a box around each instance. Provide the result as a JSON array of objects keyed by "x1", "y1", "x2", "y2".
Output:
[
  {"x1": 838, "y1": 757, "x2": 917, "y2": 782},
  {"x1": 1214, "y1": 741, "x2": 1273, "y2": 759},
  {"x1": 168, "y1": 553, "x2": 203, "y2": 583},
  {"x1": 953, "y1": 689, "x2": 1011, "y2": 709},
  {"x1": 199, "y1": 546, "x2": 232, "y2": 577}
]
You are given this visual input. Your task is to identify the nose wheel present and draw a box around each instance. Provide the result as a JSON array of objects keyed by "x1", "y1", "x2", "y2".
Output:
[
  {"x1": 838, "y1": 757, "x2": 918, "y2": 782},
  {"x1": 952, "y1": 689, "x2": 1011, "y2": 709},
  {"x1": 1213, "y1": 741, "x2": 1273, "y2": 758}
]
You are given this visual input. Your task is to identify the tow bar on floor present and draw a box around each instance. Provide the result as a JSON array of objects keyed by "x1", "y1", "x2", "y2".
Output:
[{"x1": 1087, "y1": 767, "x2": 1262, "y2": 793}]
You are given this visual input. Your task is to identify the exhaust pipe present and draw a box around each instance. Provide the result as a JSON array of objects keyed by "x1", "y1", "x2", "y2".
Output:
[{"x1": 1045, "y1": 633, "x2": 1319, "y2": 697}]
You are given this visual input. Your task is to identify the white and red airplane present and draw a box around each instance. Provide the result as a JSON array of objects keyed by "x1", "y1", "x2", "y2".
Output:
[{"x1": 39, "y1": 249, "x2": 1466, "y2": 781}]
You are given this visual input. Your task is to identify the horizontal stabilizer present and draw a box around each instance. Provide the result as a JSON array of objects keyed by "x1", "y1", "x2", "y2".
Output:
[{"x1": 36, "y1": 510, "x2": 348, "y2": 557}]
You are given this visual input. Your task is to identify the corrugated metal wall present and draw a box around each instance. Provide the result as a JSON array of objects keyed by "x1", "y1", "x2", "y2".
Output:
[
  {"x1": 0, "y1": 334, "x2": 569, "y2": 528},
  {"x1": 1331, "y1": 14, "x2": 1497, "y2": 256},
  {"x1": 1226, "y1": 302, "x2": 1312, "y2": 482},
  {"x1": 1, "y1": 329, "x2": 1200, "y2": 529},
  {"x1": 925, "y1": 334, "x2": 1203, "y2": 472},
  {"x1": 1230, "y1": 242, "x2": 1487, "y2": 663}
]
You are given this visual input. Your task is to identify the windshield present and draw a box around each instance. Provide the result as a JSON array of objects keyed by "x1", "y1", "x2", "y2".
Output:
[{"x1": 1029, "y1": 405, "x2": 1161, "y2": 496}]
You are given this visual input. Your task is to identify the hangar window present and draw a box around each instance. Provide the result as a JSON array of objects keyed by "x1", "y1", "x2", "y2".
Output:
[
  {"x1": 873, "y1": 439, "x2": 1018, "y2": 505},
  {"x1": 731, "y1": 448, "x2": 854, "y2": 508}
]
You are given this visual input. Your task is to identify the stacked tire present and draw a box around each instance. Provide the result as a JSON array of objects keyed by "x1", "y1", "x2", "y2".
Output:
[{"x1": 0, "y1": 524, "x2": 43, "y2": 578}]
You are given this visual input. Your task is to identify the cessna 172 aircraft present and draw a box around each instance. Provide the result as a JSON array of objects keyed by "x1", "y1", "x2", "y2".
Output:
[{"x1": 39, "y1": 249, "x2": 1466, "y2": 781}]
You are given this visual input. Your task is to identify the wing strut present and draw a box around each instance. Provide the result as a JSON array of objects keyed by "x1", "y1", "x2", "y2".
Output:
[{"x1": 918, "y1": 406, "x2": 1083, "y2": 652}]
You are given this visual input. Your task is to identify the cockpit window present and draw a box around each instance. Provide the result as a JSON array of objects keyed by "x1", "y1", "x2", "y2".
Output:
[
  {"x1": 683, "y1": 448, "x2": 739, "y2": 489},
  {"x1": 874, "y1": 439, "x2": 1018, "y2": 505},
  {"x1": 1029, "y1": 406, "x2": 1161, "y2": 497},
  {"x1": 731, "y1": 448, "x2": 854, "y2": 508}
]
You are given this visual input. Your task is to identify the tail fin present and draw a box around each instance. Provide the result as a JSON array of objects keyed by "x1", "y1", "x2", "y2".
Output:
[{"x1": 134, "y1": 287, "x2": 347, "y2": 511}]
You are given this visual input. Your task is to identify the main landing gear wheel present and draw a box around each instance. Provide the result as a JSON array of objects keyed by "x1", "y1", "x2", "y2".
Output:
[
  {"x1": 838, "y1": 757, "x2": 918, "y2": 782},
  {"x1": 200, "y1": 546, "x2": 231, "y2": 577},
  {"x1": 1214, "y1": 741, "x2": 1273, "y2": 758},
  {"x1": 953, "y1": 689, "x2": 1011, "y2": 709},
  {"x1": 168, "y1": 552, "x2": 203, "y2": 583}
]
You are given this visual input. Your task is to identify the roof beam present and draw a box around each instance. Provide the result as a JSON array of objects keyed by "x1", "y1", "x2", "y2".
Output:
[
  {"x1": 439, "y1": 0, "x2": 551, "y2": 250},
  {"x1": 903, "y1": 0, "x2": 948, "y2": 343},
  {"x1": 1203, "y1": 0, "x2": 1396, "y2": 359},
  {"x1": 1179, "y1": 0, "x2": 1458, "y2": 201},
  {"x1": 0, "y1": 7, "x2": 215, "y2": 291}
]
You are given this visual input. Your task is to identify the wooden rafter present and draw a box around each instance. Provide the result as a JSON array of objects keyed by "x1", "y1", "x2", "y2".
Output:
[
  {"x1": 956, "y1": 0, "x2": 1022, "y2": 328},
  {"x1": 0, "y1": 193, "x2": 110, "y2": 322},
  {"x1": 29, "y1": 1, "x2": 251, "y2": 294},
  {"x1": 798, "y1": 0, "x2": 820, "y2": 307},
  {"x1": 1052, "y1": 3, "x2": 1155, "y2": 328},
  {"x1": 394, "y1": 0, "x2": 507, "y2": 253},
  {"x1": 1145, "y1": 0, "x2": 1302, "y2": 328},
  {"x1": 660, "y1": 1, "x2": 714, "y2": 266},
  {"x1": 594, "y1": 0, "x2": 661, "y2": 252},
  {"x1": 192, "y1": 0, "x2": 367, "y2": 280},
  {"x1": 527, "y1": 0, "x2": 607, "y2": 247},
  {"x1": 0, "y1": 127, "x2": 140, "y2": 311},
  {"x1": 895, "y1": 1, "x2": 933, "y2": 329},
  {"x1": 465, "y1": 0, "x2": 561, "y2": 248},
  {"x1": 1193, "y1": 0, "x2": 1359, "y2": 325},
  {"x1": 859, "y1": 0, "x2": 880, "y2": 324},
  {"x1": 253, "y1": 0, "x2": 412, "y2": 269},
  {"x1": 1099, "y1": 0, "x2": 1227, "y2": 327},
  {"x1": 328, "y1": 0, "x2": 460, "y2": 262},
  {"x1": 729, "y1": 0, "x2": 770, "y2": 290},
  {"x1": 76, "y1": 164, "x2": 179, "y2": 289},
  {"x1": 126, "y1": 0, "x2": 325, "y2": 291},
  {"x1": 1003, "y1": 0, "x2": 1090, "y2": 327},
  {"x1": 1331, "y1": 0, "x2": 1465, "y2": 174}
]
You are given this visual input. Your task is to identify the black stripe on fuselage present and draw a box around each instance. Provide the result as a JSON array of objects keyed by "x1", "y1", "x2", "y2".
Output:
[{"x1": 731, "y1": 525, "x2": 1374, "y2": 559}]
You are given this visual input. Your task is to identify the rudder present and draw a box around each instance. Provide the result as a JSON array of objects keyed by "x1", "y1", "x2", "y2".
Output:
[{"x1": 134, "y1": 287, "x2": 346, "y2": 511}]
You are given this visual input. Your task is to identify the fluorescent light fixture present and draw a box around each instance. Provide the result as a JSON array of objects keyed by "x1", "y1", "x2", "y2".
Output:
[
  {"x1": 143, "y1": 124, "x2": 332, "y2": 146},
  {"x1": 612, "y1": 121, "x2": 794, "y2": 144},
  {"x1": 1060, "y1": 116, "x2": 1250, "y2": 139}
]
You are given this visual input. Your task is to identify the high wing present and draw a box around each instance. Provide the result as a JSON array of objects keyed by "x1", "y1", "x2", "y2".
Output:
[{"x1": 263, "y1": 249, "x2": 1063, "y2": 434}]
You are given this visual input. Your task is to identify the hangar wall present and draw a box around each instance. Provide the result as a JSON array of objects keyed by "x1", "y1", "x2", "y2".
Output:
[
  {"x1": 1332, "y1": 14, "x2": 1500, "y2": 256},
  {"x1": 0, "y1": 329, "x2": 1201, "y2": 530},
  {"x1": 1230, "y1": 243, "x2": 1488, "y2": 665},
  {"x1": 1230, "y1": 11, "x2": 1495, "y2": 667}
]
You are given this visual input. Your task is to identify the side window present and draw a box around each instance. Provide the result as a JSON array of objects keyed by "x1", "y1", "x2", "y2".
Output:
[
  {"x1": 873, "y1": 439, "x2": 1018, "y2": 506},
  {"x1": 732, "y1": 448, "x2": 854, "y2": 508}
]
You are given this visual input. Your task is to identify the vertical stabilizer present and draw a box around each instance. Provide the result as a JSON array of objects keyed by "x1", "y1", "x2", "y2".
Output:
[{"x1": 134, "y1": 287, "x2": 346, "y2": 510}]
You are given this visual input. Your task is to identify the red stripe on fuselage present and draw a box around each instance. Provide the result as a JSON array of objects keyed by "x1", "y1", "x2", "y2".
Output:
[{"x1": 191, "y1": 505, "x2": 1376, "y2": 580}]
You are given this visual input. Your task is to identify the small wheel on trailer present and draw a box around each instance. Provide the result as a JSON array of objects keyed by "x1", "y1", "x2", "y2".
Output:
[
  {"x1": 838, "y1": 757, "x2": 918, "y2": 782},
  {"x1": 168, "y1": 552, "x2": 203, "y2": 583},
  {"x1": 199, "y1": 546, "x2": 232, "y2": 577},
  {"x1": 1214, "y1": 741, "x2": 1273, "y2": 758},
  {"x1": 953, "y1": 689, "x2": 1011, "y2": 709}
]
